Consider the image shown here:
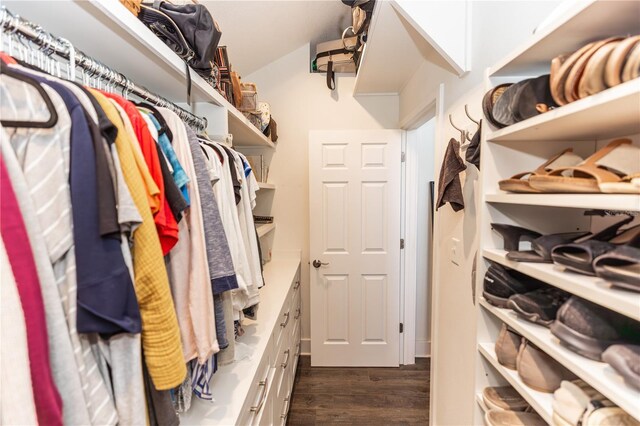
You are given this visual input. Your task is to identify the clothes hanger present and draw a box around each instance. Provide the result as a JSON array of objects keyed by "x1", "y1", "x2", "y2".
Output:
[{"x1": 0, "y1": 61, "x2": 58, "y2": 128}]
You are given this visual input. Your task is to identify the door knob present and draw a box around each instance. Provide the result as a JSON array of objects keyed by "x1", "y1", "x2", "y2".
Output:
[{"x1": 312, "y1": 259, "x2": 329, "y2": 268}]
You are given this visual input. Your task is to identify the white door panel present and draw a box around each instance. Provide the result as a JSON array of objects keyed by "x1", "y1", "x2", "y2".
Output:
[{"x1": 309, "y1": 130, "x2": 402, "y2": 367}]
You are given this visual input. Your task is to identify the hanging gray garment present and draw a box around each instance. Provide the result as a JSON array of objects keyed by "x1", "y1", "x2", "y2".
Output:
[
  {"x1": 185, "y1": 127, "x2": 238, "y2": 349},
  {"x1": 1, "y1": 133, "x2": 93, "y2": 426},
  {"x1": 218, "y1": 291, "x2": 236, "y2": 366}
]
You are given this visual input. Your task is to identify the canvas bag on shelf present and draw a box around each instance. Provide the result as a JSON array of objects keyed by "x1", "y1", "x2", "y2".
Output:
[{"x1": 314, "y1": 35, "x2": 360, "y2": 90}]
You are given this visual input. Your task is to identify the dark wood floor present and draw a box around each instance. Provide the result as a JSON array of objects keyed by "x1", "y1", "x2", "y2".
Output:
[{"x1": 287, "y1": 356, "x2": 430, "y2": 425}]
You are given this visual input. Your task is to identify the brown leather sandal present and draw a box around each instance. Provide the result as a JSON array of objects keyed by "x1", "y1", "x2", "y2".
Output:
[
  {"x1": 498, "y1": 148, "x2": 583, "y2": 193},
  {"x1": 528, "y1": 139, "x2": 640, "y2": 193}
]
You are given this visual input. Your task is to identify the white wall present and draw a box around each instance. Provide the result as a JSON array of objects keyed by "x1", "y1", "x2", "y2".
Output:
[
  {"x1": 397, "y1": 2, "x2": 562, "y2": 425},
  {"x1": 245, "y1": 44, "x2": 399, "y2": 354},
  {"x1": 414, "y1": 118, "x2": 435, "y2": 357}
]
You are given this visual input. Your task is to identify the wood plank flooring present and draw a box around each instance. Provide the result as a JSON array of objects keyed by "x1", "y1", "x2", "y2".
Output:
[{"x1": 287, "y1": 356, "x2": 430, "y2": 425}]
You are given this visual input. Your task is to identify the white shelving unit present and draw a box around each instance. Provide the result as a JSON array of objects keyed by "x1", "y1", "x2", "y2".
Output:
[
  {"x1": 480, "y1": 300, "x2": 640, "y2": 420},
  {"x1": 485, "y1": 193, "x2": 640, "y2": 212},
  {"x1": 257, "y1": 223, "x2": 276, "y2": 238},
  {"x1": 483, "y1": 249, "x2": 640, "y2": 321},
  {"x1": 353, "y1": 0, "x2": 467, "y2": 95},
  {"x1": 258, "y1": 182, "x2": 276, "y2": 190},
  {"x1": 478, "y1": 343, "x2": 554, "y2": 424},
  {"x1": 475, "y1": 2, "x2": 640, "y2": 424},
  {"x1": 487, "y1": 79, "x2": 640, "y2": 142},
  {"x1": 4, "y1": 0, "x2": 275, "y2": 149}
]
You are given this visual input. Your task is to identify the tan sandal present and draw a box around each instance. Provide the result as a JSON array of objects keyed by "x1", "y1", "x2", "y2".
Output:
[
  {"x1": 498, "y1": 148, "x2": 583, "y2": 193},
  {"x1": 528, "y1": 139, "x2": 640, "y2": 193}
]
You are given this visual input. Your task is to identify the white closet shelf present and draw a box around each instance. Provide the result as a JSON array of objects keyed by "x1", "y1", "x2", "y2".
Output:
[
  {"x1": 258, "y1": 182, "x2": 276, "y2": 190},
  {"x1": 487, "y1": 80, "x2": 640, "y2": 142},
  {"x1": 485, "y1": 193, "x2": 640, "y2": 212},
  {"x1": 4, "y1": 0, "x2": 275, "y2": 148},
  {"x1": 228, "y1": 108, "x2": 276, "y2": 148},
  {"x1": 257, "y1": 223, "x2": 276, "y2": 238},
  {"x1": 483, "y1": 249, "x2": 640, "y2": 321},
  {"x1": 475, "y1": 392, "x2": 488, "y2": 414},
  {"x1": 353, "y1": 0, "x2": 464, "y2": 95},
  {"x1": 180, "y1": 256, "x2": 300, "y2": 425},
  {"x1": 489, "y1": 0, "x2": 640, "y2": 77},
  {"x1": 479, "y1": 299, "x2": 640, "y2": 421},
  {"x1": 478, "y1": 343, "x2": 554, "y2": 424}
]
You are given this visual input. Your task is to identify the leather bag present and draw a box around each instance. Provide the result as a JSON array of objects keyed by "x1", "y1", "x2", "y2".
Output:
[
  {"x1": 139, "y1": 1, "x2": 221, "y2": 93},
  {"x1": 315, "y1": 36, "x2": 360, "y2": 90}
]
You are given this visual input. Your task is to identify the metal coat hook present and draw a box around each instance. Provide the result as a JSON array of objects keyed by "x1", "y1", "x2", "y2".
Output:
[
  {"x1": 464, "y1": 104, "x2": 480, "y2": 128},
  {"x1": 449, "y1": 114, "x2": 471, "y2": 143}
]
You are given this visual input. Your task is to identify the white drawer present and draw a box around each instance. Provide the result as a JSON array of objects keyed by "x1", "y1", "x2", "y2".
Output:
[
  {"x1": 237, "y1": 350, "x2": 273, "y2": 425},
  {"x1": 290, "y1": 318, "x2": 302, "y2": 378},
  {"x1": 273, "y1": 367, "x2": 292, "y2": 426}
]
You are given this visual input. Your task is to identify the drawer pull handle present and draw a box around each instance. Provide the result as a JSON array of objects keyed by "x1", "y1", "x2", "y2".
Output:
[
  {"x1": 294, "y1": 280, "x2": 300, "y2": 290},
  {"x1": 280, "y1": 311, "x2": 290, "y2": 328},
  {"x1": 281, "y1": 349, "x2": 291, "y2": 369},
  {"x1": 250, "y1": 379, "x2": 268, "y2": 413},
  {"x1": 280, "y1": 394, "x2": 291, "y2": 422},
  {"x1": 295, "y1": 342, "x2": 301, "y2": 357},
  {"x1": 294, "y1": 307, "x2": 301, "y2": 320}
]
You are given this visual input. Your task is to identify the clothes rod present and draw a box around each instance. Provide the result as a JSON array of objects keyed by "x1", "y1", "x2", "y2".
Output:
[{"x1": 0, "y1": 6, "x2": 208, "y2": 132}]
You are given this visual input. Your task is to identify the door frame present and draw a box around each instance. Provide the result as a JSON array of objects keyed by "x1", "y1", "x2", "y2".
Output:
[{"x1": 399, "y1": 91, "x2": 441, "y2": 365}]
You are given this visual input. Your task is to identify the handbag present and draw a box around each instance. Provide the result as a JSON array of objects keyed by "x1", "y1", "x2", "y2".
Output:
[
  {"x1": 239, "y1": 82, "x2": 258, "y2": 112},
  {"x1": 315, "y1": 35, "x2": 360, "y2": 90},
  {"x1": 138, "y1": 1, "x2": 221, "y2": 100}
]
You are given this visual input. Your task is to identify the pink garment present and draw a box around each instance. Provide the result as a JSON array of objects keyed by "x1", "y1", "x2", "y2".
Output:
[{"x1": 0, "y1": 158, "x2": 63, "y2": 426}]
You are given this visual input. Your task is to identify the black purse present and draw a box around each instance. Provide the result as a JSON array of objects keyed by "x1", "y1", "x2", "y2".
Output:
[{"x1": 139, "y1": 1, "x2": 221, "y2": 100}]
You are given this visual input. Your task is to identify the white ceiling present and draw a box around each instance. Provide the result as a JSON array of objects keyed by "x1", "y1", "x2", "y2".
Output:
[{"x1": 201, "y1": 1, "x2": 352, "y2": 76}]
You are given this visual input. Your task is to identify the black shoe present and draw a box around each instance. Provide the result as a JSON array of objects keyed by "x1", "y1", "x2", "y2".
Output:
[
  {"x1": 550, "y1": 296, "x2": 640, "y2": 361},
  {"x1": 483, "y1": 260, "x2": 544, "y2": 307},
  {"x1": 507, "y1": 287, "x2": 571, "y2": 327}
]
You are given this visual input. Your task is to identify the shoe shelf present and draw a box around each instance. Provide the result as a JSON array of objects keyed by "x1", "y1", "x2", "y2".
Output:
[
  {"x1": 489, "y1": 0, "x2": 640, "y2": 78},
  {"x1": 480, "y1": 299, "x2": 640, "y2": 421},
  {"x1": 478, "y1": 343, "x2": 554, "y2": 424},
  {"x1": 475, "y1": 392, "x2": 488, "y2": 414},
  {"x1": 483, "y1": 249, "x2": 640, "y2": 321},
  {"x1": 485, "y1": 193, "x2": 640, "y2": 212},
  {"x1": 257, "y1": 222, "x2": 276, "y2": 239},
  {"x1": 3, "y1": 0, "x2": 275, "y2": 149},
  {"x1": 257, "y1": 182, "x2": 276, "y2": 190},
  {"x1": 486, "y1": 79, "x2": 640, "y2": 143}
]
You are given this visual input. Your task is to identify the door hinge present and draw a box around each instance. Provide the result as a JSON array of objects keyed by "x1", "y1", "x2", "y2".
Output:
[
  {"x1": 399, "y1": 323, "x2": 404, "y2": 333},
  {"x1": 400, "y1": 239, "x2": 405, "y2": 249},
  {"x1": 401, "y1": 152, "x2": 406, "y2": 162}
]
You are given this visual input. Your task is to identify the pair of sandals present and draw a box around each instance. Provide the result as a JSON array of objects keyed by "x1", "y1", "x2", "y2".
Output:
[
  {"x1": 499, "y1": 139, "x2": 640, "y2": 194},
  {"x1": 492, "y1": 216, "x2": 640, "y2": 292},
  {"x1": 550, "y1": 34, "x2": 640, "y2": 106}
]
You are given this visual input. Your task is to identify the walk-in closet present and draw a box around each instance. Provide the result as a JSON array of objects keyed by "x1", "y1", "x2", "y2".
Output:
[{"x1": 0, "y1": 1, "x2": 638, "y2": 425}]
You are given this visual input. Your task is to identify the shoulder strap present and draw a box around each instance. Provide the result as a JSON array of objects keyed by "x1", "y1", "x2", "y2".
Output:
[{"x1": 326, "y1": 60, "x2": 335, "y2": 90}]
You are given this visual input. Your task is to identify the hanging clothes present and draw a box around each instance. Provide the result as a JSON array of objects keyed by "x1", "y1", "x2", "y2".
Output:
[
  {"x1": 159, "y1": 106, "x2": 219, "y2": 364},
  {"x1": 1, "y1": 73, "x2": 119, "y2": 425},
  {"x1": 0, "y1": 158, "x2": 64, "y2": 426},
  {"x1": 90, "y1": 89, "x2": 186, "y2": 391}
]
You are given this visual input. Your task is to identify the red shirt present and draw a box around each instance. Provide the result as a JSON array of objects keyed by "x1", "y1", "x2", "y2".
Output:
[{"x1": 102, "y1": 92, "x2": 179, "y2": 254}]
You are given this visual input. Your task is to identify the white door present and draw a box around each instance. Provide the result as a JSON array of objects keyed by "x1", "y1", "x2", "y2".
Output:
[{"x1": 309, "y1": 130, "x2": 402, "y2": 367}]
